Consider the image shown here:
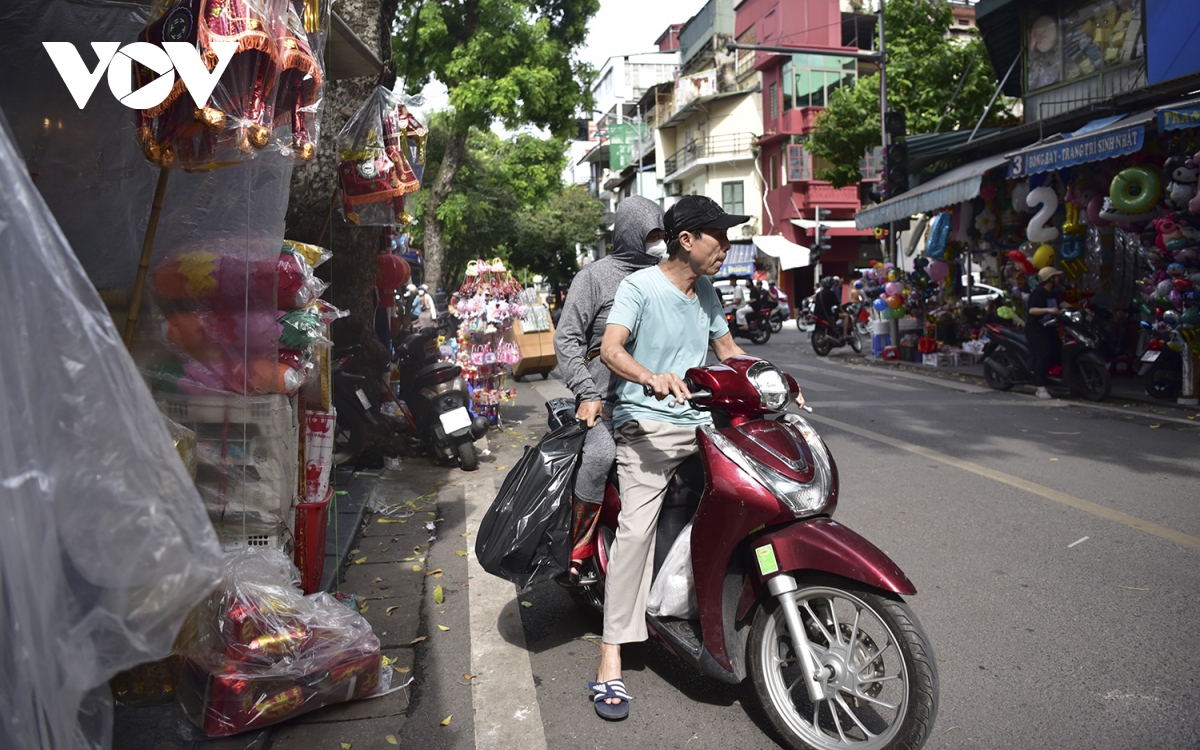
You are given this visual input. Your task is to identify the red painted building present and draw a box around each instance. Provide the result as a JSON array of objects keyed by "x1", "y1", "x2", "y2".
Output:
[{"x1": 735, "y1": 0, "x2": 880, "y2": 297}]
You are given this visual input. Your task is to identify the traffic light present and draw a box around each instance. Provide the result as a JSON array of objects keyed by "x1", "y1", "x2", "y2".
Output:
[
  {"x1": 883, "y1": 142, "x2": 909, "y2": 200},
  {"x1": 814, "y1": 207, "x2": 832, "y2": 255},
  {"x1": 882, "y1": 108, "x2": 908, "y2": 200}
]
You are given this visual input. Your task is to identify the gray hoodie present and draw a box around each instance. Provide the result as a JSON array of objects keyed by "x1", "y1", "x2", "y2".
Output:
[{"x1": 554, "y1": 196, "x2": 664, "y2": 405}]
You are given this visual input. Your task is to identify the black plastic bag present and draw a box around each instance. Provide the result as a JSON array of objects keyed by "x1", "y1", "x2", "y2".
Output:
[{"x1": 475, "y1": 420, "x2": 588, "y2": 588}]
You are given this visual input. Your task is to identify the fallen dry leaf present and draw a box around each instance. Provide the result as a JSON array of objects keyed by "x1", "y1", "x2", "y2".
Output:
[
  {"x1": 353, "y1": 556, "x2": 367, "y2": 565},
  {"x1": 372, "y1": 577, "x2": 382, "y2": 583},
  {"x1": 377, "y1": 518, "x2": 400, "y2": 524},
  {"x1": 395, "y1": 666, "x2": 411, "y2": 673},
  {"x1": 341, "y1": 743, "x2": 352, "y2": 749},
  {"x1": 437, "y1": 624, "x2": 450, "y2": 631},
  {"x1": 411, "y1": 564, "x2": 423, "y2": 572},
  {"x1": 461, "y1": 531, "x2": 471, "y2": 537},
  {"x1": 455, "y1": 550, "x2": 468, "y2": 556},
  {"x1": 426, "y1": 568, "x2": 443, "y2": 577},
  {"x1": 387, "y1": 606, "x2": 400, "y2": 616},
  {"x1": 433, "y1": 584, "x2": 444, "y2": 604},
  {"x1": 441, "y1": 715, "x2": 453, "y2": 726},
  {"x1": 520, "y1": 601, "x2": 533, "y2": 609},
  {"x1": 1149, "y1": 424, "x2": 1161, "y2": 429},
  {"x1": 463, "y1": 673, "x2": 475, "y2": 680},
  {"x1": 350, "y1": 549, "x2": 360, "y2": 555},
  {"x1": 410, "y1": 636, "x2": 427, "y2": 644},
  {"x1": 386, "y1": 735, "x2": 398, "y2": 745}
]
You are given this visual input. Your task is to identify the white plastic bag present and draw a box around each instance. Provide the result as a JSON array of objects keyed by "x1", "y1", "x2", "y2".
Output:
[{"x1": 646, "y1": 522, "x2": 698, "y2": 620}]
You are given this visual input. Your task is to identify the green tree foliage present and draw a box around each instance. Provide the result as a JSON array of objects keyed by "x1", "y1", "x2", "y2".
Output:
[
  {"x1": 808, "y1": 0, "x2": 1010, "y2": 187},
  {"x1": 408, "y1": 111, "x2": 601, "y2": 289},
  {"x1": 392, "y1": 0, "x2": 600, "y2": 287}
]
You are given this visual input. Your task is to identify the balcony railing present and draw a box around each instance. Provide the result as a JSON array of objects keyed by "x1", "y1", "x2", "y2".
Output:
[{"x1": 663, "y1": 132, "x2": 756, "y2": 176}]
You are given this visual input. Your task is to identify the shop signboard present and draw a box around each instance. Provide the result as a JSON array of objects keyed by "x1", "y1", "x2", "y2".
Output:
[
  {"x1": 1158, "y1": 105, "x2": 1200, "y2": 132},
  {"x1": 1007, "y1": 123, "x2": 1144, "y2": 178}
]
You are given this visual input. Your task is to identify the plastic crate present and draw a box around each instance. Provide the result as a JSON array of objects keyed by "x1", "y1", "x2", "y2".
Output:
[
  {"x1": 293, "y1": 487, "x2": 332, "y2": 594},
  {"x1": 156, "y1": 393, "x2": 295, "y2": 439}
]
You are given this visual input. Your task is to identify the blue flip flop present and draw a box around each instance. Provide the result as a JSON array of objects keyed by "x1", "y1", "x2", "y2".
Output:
[{"x1": 589, "y1": 679, "x2": 631, "y2": 720}]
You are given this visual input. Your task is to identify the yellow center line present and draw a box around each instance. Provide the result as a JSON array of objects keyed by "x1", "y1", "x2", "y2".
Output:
[{"x1": 808, "y1": 413, "x2": 1200, "y2": 553}]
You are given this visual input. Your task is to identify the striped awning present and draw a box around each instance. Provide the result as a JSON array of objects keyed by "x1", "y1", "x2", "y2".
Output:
[
  {"x1": 715, "y1": 243, "x2": 756, "y2": 279},
  {"x1": 854, "y1": 153, "x2": 1010, "y2": 229}
]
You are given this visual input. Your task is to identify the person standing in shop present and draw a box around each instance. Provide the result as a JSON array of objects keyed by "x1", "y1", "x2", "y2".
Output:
[
  {"x1": 553, "y1": 196, "x2": 667, "y2": 589},
  {"x1": 1026, "y1": 266, "x2": 1065, "y2": 399}
]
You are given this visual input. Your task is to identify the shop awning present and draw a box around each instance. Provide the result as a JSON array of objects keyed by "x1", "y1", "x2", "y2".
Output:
[
  {"x1": 753, "y1": 235, "x2": 812, "y2": 271},
  {"x1": 790, "y1": 218, "x2": 872, "y2": 237},
  {"x1": 1005, "y1": 108, "x2": 1158, "y2": 179},
  {"x1": 327, "y1": 12, "x2": 385, "y2": 80},
  {"x1": 854, "y1": 153, "x2": 1009, "y2": 230},
  {"x1": 1157, "y1": 97, "x2": 1200, "y2": 131},
  {"x1": 715, "y1": 243, "x2": 756, "y2": 278}
]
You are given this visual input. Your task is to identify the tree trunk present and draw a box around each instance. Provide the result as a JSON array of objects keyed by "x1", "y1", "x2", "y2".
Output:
[
  {"x1": 286, "y1": 0, "x2": 393, "y2": 379},
  {"x1": 422, "y1": 126, "x2": 469, "y2": 292}
]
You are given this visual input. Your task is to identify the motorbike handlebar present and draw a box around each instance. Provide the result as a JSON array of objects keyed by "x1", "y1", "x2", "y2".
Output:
[{"x1": 641, "y1": 377, "x2": 712, "y2": 402}]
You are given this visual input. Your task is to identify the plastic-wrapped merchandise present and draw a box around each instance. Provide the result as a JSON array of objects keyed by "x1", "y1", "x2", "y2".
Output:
[
  {"x1": 0, "y1": 106, "x2": 223, "y2": 750},
  {"x1": 177, "y1": 548, "x2": 385, "y2": 736},
  {"x1": 337, "y1": 86, "x2": 428, "y2": 226},
  {"x1": 283, "y1": 238, "x2": 333, "y2": 268},
  {"x1": 476, "y1": 420, "x2": 588, "y2": 588},
  {"x1": 134, "y1": 0, "x2": 286, "y2": 169},
  {"x1": 271, "y1": 0, "x2": 330, "y2": 162},
  {"x1": 646, "y1": 521, "x2": 698, "y2": 620}
]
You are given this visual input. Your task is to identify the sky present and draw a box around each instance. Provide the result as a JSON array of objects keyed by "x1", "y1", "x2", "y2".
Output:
[{"x1": 408, "y1": 0, "x2": 709, "y2": 132}]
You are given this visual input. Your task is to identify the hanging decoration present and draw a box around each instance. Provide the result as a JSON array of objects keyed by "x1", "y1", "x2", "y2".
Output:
[{"x1": 336, "y1": 86, "x2": 427, "y2": 226}]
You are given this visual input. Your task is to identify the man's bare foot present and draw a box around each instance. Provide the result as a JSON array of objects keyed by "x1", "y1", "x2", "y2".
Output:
[{"x1": 597, "y1": 642, "x2": 622, "y2": 705}]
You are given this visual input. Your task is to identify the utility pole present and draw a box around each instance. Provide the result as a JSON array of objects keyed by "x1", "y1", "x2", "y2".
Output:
[{"x1": 878, "y1": 0, "x2": 893, "y2": 266}]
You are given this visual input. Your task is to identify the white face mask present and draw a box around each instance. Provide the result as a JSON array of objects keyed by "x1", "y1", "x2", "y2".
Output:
[{"x1": 644, "y1": 239, "x2": 667, "y2": 258}]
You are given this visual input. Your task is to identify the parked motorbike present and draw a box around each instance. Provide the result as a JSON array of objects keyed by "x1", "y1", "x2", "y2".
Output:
[
  {"x1": 724, "y1": 306, "x2": 772, "y2": 345},
  {"x1": 810, "y1": 316, "x2": 863, "y2": 356},
  {"x1": 547, "y1": 355, "x2": 938, "y2": 750},
  {"x1": 1139, "y1": 332, "x2": 1183, "y2": 400},
  {"x1": 794, "y1": 296, "x2": 816, "y2": 331},
  {"x1": 393, "y1": 327, "x2": 491, "y2": 471},
  {"x1": 331, "y1": 344, "x2": 381, "y2": 466},
  {"x1": 981, "y1": 309, "x2": 1111, "y2": 401}
]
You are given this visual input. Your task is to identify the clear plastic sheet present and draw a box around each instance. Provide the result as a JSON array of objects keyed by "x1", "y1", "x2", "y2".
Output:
[
  {"x1": 336, "y1": 86, "x2": 428, "y2": 226},
  {"x1": 176, "y1": 548, "x2": 385, "y2": 737},
  {"x1": 475, "y1": 420, "x2": 589, "y2": 588},
  {"x1": 0, "y1": 0, "x2": 157, "y2": 292},
  {"x1": 0, "y1": 110, "x2": 223, "y2": 750}
]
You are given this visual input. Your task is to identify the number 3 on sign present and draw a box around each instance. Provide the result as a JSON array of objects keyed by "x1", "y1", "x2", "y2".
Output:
[{"x1": 1026, "y1": 186, "x2": 1060, "y2": 243}]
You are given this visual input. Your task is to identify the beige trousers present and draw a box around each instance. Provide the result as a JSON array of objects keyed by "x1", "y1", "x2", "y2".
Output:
[{"x1": 603, "y1": 419, "x2": 700, "y2": 644}]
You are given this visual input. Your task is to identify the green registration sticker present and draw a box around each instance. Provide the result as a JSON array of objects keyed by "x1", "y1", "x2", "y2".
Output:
[{"x1": 755, "y1": 544, "x2": 779, "y2": 576}]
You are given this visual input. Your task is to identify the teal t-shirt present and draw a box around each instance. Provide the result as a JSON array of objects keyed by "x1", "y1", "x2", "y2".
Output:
[{"x1": 606, "y1": 267, "x2": 729, "y2": 427}]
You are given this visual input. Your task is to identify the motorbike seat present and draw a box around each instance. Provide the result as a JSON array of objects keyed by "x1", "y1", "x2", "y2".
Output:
[{"x1": 414, "y1": 361, "x2": 460, "y2": 384}]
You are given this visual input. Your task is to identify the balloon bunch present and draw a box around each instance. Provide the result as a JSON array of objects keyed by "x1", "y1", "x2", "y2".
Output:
[
  {"x1": 1134, "y1": 212, "x2": 1200, "y2": 348},
  {"x1": 861, "y1": 259, "x2": 948, "y2": 320}
]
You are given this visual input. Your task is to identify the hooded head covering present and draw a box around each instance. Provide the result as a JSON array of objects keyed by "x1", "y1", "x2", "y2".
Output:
[{"x1": 610, "y1": 196, "x2": 665, "y2": 272}]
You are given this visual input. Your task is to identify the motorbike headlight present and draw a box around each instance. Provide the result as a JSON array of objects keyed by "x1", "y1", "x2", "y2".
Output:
[
  {"x1": 702, "y1": 421, "x2": 831, "y2": 518},
  {"x1": 747, "y1": 361, "x2": 790, "y2": 411}
]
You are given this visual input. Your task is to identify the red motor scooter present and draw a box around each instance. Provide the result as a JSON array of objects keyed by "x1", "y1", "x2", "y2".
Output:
[{"x1": 550, "y1": 355, "x2": 937, "y2": 750}]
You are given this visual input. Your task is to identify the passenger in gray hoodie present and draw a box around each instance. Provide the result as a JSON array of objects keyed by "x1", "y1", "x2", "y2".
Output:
[{"x1": 553, "y1": 196, "x2": 666, "y2": 584}]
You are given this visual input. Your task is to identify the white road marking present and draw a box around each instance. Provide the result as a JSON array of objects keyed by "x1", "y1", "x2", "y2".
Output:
[
  {"x1": 808, "y1": 412, "x2": 1200, "y2": 553},
  {"x1": 1068, "y1": 536, "x2": 1090, "y2": 548},
  {"x1": 464, "y1": 474, "x2": 548, "y2": 750}
]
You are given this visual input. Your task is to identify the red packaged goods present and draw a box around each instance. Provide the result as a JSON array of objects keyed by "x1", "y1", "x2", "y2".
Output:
[{"x1": 177, "y1": 548, "x2": 386, "y2": 736}]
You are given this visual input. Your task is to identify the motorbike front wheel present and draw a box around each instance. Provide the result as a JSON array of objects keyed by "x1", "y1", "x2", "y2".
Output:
[
  {"x1": 748, "y1": 582, "x2": 938, "y2": 750},
  {"x1": 849, "y1": 332, "x2": 863, "y2": 354},
  {"x1": 751, "y1": 324, "x2": 771, "y2": 345},
  {"x1": 983, "y1": 352, "x2": 1014, "y2": 391},
  {"x1": 1143, "y1": 359, "x2": 1182, "y2": 399}
]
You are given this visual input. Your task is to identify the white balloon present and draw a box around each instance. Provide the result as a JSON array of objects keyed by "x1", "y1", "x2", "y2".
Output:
[
  {"x1": 1026, "y1": 186, "x2": 1060, "y2": 243},
  {"x1": 1012, "y1": 181, "x2": 1031, "y2": 213}
]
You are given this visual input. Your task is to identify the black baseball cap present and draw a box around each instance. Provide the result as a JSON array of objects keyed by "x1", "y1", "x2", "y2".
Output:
[{"x1": 664, "y1": 195, "x2": 751, "y2": 241}]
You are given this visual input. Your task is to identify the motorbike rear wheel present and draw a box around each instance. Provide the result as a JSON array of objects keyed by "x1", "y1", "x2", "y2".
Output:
[
  {"x1": 983, "y1": 352, "x2": 1014, "y2": 391},
  {"x1": 456, "y1": 440, "x2": 479, "y2": 471},
  {"x1": 1074, "y1": 358, "x2": 1111, "y2": 402},
  {"x1": 1143, "y1": 359, "x2": 1181, "y2": 400},
  {"x1": 748, "y1": 581, "x2": 938, "y2": 750},
  {"x1": 771, "y1": 314, "x2": 784, "y2": 333},
  {"x1": 751, "y1": 324, "x2": 771, "y2": 345},
  {"x1": 849, "y1": 332, "x2": 863, "y2": 354},
  {"x1": 332, "y1": 397, "x2": 367, "y2": 466},
  {"x1": 812, "y1": 330, "x2": 833, "y2": 357}
]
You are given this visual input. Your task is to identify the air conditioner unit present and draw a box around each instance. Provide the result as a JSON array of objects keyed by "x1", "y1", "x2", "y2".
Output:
[{"x1": 666, "y1": 181, "x2": 683, "y2": 196}]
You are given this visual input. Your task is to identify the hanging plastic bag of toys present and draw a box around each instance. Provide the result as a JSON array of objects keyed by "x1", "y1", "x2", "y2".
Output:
[
  {"x1": 270, "y1": 0, "x2": 329, "y2": 162},
  {"x1": 336, "y1": 85, "x2": 428, "y2": 226},
  {"x1": 134, "y1": 0, "x2": 286, "y2": 170}
]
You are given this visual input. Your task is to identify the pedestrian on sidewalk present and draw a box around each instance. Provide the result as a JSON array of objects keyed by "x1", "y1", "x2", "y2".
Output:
[
  {"x1": 552, "y1": 196, "x2": 667, "y2": 587},
  {"x1": 590, "y1": 195, "x2": 756, "y2": 720}
]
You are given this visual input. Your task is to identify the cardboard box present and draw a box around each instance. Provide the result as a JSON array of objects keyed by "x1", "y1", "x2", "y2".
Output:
[{"x1": 506, "y1": 318, "x2": 557, "y2": 380}]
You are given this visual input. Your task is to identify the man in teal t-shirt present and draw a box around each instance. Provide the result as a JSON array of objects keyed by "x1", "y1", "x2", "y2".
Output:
[{"x1": 586, "y1": 196, "x2": 749, "y2": 721}]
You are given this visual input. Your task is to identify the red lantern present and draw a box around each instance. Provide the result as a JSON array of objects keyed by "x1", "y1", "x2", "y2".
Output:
[{"x1": 375, "y1": 254, "x2": 411, "y2": 291}]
